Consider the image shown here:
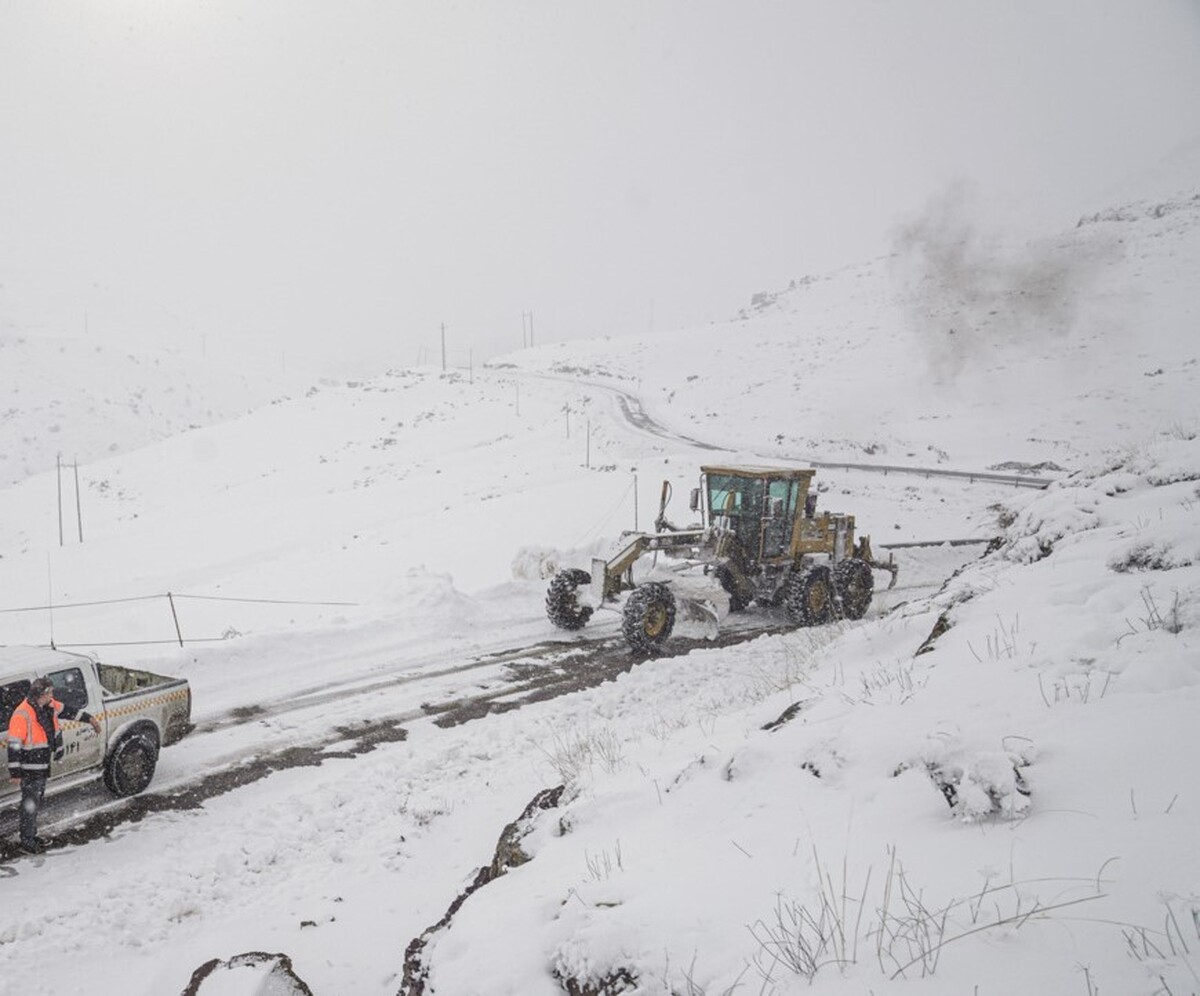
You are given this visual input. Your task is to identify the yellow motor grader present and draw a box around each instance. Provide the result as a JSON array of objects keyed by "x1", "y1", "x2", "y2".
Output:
[{"x1": 545, "y1": 464, "x2": 897, "y2": 653}]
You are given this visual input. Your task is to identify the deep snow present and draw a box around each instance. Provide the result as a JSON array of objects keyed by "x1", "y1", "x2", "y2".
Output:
[{"x1": 0, "y1": 158, "x2": 1198, "y2": 995}]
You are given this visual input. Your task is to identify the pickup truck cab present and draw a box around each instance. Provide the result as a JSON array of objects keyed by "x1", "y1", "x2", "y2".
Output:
[{"x1": 2, "y1": 646, "x2": 191, "y2": 801}]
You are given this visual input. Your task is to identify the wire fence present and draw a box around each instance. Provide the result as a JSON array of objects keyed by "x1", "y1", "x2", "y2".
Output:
[{"x1": 0, "y1": 591, "x2": 359, "y2": 650}]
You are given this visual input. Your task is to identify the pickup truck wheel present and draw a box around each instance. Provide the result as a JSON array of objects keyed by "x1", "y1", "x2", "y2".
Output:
[{"x1": 104, "y1": 733, "x2": 159, "y2": 797}]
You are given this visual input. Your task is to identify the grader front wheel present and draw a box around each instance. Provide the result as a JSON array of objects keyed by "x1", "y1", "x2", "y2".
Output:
[
  {"x1": 621, "y1": 583, "x2": 677, "y2": 653},
  {"x1": 546, "y1": 569, "x2": 595, "y2": 630}
]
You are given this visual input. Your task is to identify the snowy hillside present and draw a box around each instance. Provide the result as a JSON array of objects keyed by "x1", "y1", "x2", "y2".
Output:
[
  {"x1": 0, "y1": 163, "x2": 1197, "y2": 996},
  {"x1": 499, "y1": 183, "x2": 1199, "y2": 474},
  {"x1": 0, "y1": 335, "x2": 297, "y2": 489}
]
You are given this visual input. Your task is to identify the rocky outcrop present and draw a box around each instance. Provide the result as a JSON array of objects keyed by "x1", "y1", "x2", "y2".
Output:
[
  {"x1": 180, "y1": 952, "x2": 315, "y2": 995},
  {"x1": 399, "y1": 784, "x2": 566, "y2": 996}
]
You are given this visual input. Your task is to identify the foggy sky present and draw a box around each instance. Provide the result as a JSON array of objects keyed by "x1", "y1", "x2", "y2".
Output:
[{"x1": 2, "y1": 1, "x2": 1199, "y2": 375}]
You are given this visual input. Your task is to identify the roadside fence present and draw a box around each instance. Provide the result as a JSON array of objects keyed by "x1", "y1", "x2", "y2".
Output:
[{"x1": 0, "y1": 591, "x2": 358, "y2": 650}]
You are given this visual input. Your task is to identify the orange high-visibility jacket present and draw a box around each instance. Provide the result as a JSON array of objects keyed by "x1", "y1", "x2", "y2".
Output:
[{"x1": 7, "y1": 696, "x2": 91, "y2": 777}]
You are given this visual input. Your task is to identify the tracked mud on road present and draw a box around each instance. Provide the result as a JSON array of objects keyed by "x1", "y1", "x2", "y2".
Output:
[
  {"x1": 426, "y1": 619, "x2": 798, "y2": 728},
  {"x1": 0, "y1": 719, "x2": 408, "y2": 866}
]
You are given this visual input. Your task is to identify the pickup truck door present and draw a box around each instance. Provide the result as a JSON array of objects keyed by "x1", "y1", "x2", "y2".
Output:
[
  {"x1": 45, "y1": 665, "x2": 105, "y2": 779},
  {"x1": 0, "y1": 677, "x2": 32, "y2": 800}
]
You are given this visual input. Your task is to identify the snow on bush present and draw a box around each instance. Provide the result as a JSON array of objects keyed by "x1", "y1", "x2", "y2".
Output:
[
  {"x1": 1001, "y1": 477, "x2": 1106, "y2": 563},
  {"x1": 895, "y1": 738, "x2": 1033, "y2": 822}
]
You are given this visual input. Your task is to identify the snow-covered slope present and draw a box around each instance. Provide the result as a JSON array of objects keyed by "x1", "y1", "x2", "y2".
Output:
[
  {"x1": 498, "y1": 184, "x2": 1199, "y2": 474},
  {"x1": 412, "y1": 433, "x2": 1200, "y2": 996},
  {"x1": 0, "y1": 162, "x2": 1197, "y2": 996},
  {"x1": 0, "y1": 335, "x2": 297, "y2": 488}
]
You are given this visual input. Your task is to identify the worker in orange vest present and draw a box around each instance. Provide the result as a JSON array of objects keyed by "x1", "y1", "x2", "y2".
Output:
[{"x1": 7, "y1": 676, "x2": 102, "y2": 854}]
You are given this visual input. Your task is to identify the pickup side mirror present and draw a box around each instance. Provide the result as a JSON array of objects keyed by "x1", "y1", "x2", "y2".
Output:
[{"x1": 689, "y1": 488, "x2": 701, "y2": 512}]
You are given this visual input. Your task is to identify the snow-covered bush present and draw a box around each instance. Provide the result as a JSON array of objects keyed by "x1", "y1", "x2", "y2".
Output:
[{"x1": 896, "y1": 738, "x2": 1033, "y2": 821}]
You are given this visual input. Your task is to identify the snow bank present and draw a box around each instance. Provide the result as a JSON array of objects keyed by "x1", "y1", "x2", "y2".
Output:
[{"x1": 413, "y1": 432, "x2": 1200, "y2": 995}]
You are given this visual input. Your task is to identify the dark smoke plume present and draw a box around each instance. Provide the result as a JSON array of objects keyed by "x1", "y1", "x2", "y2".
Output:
[{"x1": 891, "y1": 183, "x2": 1116, "y2": 379}]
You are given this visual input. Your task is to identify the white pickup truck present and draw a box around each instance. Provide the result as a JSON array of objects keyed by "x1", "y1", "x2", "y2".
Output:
[{"x1": 2, "y1": 646, "x2": 192, "y2": 801}]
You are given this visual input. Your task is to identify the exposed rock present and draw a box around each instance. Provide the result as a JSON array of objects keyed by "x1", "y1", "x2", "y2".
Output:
[
  {"x1": 915, "y1": 611, "x2": 952, "y2": 656},
  {"x1": 399, "y1": 784, "x2": 566, "y2": 996},
  {"x1": 180, "y1": 952, "x2": 315, "y2": 996},
  {"x1": 761, "y1": 699, "x2": 807, "y2": 732}
]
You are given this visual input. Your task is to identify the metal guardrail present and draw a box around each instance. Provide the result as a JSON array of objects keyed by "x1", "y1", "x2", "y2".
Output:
[
  {"x1": 806, "y1": 459, "x2": 1051, "y2": 490},
  {"x1": 879, "y1": 538, "x2": 996, "y2": 550}
]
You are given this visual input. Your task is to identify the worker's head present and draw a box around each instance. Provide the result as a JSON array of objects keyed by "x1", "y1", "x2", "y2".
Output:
[{"x1": 28, "y1": 677, "x2": 54, "y2": 703}]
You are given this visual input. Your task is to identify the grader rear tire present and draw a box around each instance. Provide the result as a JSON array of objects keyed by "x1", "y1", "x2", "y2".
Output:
[
  {"x1": 783, "y1": 566, "x2": 837, "y2": 627},
  {"x1": 621, "y1": 583, "x2": 676, "y2": 653},
  {"x1": 546, "y1": 569, "x2": 594, "y2": 630},
  {"x1": 833, "y1": 559, "x2": 874, "y2": 620}
]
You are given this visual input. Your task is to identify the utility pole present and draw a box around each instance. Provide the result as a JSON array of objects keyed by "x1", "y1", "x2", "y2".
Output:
[
  {"x1": 56, "y1": 453, "x2": 63, "y2": 546},
  {"x1": 522, "y1": 310, "x2": 534, "y2": 348},
  {"x1": 440, "y1": 323, "x2": 447, "y2": 372},
  {"x1": 74, "y1": 457, "x2": 83, "y2": 542}
]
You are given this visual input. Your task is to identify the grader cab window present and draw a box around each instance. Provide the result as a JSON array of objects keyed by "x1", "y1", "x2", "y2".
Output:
[
  {"x1": 761, "y1": 478, "x2": 800, "y2": 558},
  {"x1": 707, "y1": 474, "x2": 768, "y2": 558},
  {"x1": 706, "y1": 474, "x2": 764, "y2": 518}
]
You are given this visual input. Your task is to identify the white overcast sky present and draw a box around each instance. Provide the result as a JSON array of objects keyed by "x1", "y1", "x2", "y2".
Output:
[{"x1": 2, "y1": 1, "x2": 1199, "y2": 374}]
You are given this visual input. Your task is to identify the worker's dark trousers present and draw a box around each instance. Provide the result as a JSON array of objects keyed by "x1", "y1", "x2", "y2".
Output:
[{"x1": 19, "y1": 772, "x2": 47, "y2": 847}]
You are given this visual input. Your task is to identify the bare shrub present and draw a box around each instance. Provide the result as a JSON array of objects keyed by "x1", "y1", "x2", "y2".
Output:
[
  {"x1": 750, "y1": 849, "x2": 1106, "y2": 987},
  {"x1": 537, "y1": 728, "x2": 626, "y2": 786}
]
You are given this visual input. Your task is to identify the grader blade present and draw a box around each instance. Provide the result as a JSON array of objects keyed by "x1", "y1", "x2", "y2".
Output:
[{"x1": 673, "y1": 592, "x2": 721, "y2": 639}]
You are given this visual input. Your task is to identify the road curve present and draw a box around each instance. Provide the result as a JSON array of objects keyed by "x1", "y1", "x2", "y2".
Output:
[{"x1": 507, "y1": 368, "x2": 1052, "y2": 490}]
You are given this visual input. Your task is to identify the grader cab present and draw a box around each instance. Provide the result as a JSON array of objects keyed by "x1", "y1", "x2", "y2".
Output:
[{"x1": 545, "y1": 465, "x2": 897, "y2": 653}]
